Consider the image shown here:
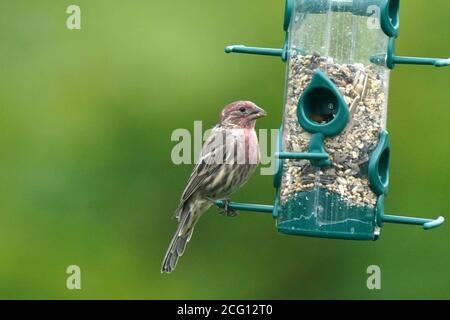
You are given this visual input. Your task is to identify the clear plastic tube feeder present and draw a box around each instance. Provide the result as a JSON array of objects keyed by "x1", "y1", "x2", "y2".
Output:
[{"x1": 218, "y1": 0, "x2": 447, "y2": 240}]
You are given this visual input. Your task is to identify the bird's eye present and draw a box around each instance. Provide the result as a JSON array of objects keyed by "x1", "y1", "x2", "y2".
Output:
[{"x1": 239, "y1": 107, "x2": 246, "y2": 113}]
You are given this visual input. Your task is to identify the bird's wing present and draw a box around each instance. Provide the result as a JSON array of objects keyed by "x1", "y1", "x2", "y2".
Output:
[{"x1": 179, "y1": 127, "x2": 228, "y2": 204}]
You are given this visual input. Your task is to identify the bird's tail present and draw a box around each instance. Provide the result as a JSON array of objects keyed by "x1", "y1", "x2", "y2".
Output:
[{"x1": 161, "y1": 214, "x2": 195, "y2": 274}]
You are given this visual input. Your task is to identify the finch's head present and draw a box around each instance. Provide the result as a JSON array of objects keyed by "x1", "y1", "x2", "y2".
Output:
[{"x1": 219, "y1": 101, "x2": 267, "y2": 128}]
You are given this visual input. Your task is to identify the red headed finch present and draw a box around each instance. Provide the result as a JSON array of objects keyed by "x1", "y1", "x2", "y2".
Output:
[{"x1": 161, "y1": 101, "x2": 267, "y2": 273}]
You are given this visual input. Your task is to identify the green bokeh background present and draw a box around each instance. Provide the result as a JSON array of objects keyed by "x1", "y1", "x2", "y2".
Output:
[{"x1": 0, "y1": 0, "x2": 449, "y2": 299}]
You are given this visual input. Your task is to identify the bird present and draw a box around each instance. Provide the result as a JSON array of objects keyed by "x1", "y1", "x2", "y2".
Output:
[{"x1": 161, "y1": 101, "x2": 267, "y2": 273}]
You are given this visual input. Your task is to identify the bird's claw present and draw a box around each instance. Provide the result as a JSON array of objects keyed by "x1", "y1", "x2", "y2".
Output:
[
  {"x1": 220, "y1": 207, "x2": 238, "y2": 217},
  {"x1": 217, "y1": 199, "x2": 239, "y2": 217}
]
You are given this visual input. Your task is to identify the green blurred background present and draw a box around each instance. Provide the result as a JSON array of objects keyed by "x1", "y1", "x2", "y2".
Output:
[{"x1": 0, "y1": 0, "x2": 449, "y2": 299}]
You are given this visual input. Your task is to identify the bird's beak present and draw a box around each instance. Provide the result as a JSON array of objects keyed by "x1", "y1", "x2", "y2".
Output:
[{"x1": 250, "y1": 106, "x2": 267, "y2": 119}]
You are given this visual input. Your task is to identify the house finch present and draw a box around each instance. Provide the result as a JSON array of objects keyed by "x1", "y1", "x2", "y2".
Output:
[{"x1": 161, "y1": 101, "x2": 267, "y2": 273}]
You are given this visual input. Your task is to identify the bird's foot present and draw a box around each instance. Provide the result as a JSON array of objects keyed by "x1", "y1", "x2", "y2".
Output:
[{"x1": 217, "y1": 199, "x2": 238, "y2": 217}]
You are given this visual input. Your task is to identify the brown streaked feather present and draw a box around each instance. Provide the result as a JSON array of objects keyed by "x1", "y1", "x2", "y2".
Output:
[{"x1": 178, "y1": 127, "x2": 225, "y2": 202}]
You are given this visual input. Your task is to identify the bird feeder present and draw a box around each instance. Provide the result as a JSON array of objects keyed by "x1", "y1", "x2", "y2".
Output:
[{"x1": 216, "y1": 0, "x2": 447, "y2": 240}]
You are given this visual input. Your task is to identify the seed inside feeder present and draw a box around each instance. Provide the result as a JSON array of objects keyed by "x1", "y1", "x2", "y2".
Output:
[{"x1": 281, "y1": 52, "x2": 387, "y2": 211}]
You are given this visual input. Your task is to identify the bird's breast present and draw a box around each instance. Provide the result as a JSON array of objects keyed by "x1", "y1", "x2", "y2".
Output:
[
  {"x1": 245, "y1": 128, "x2": 260, "y2": 165},
  {"x1": 228, "y1": 128, "x2": 259, "y2": 165}
]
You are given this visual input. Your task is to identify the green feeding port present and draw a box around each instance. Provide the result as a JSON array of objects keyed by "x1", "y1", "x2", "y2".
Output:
[
  {"x1": 369, "y1": 131, "x2": 390, "y2": 196},
  {"x1": 378, "y1": 148, "x2": 390, "y2": 189},
  {"x1": 303, "y1": 88, "x2": 338, "y2": 124},
  {"x1": 371, "y1": 28, "x2": 450, "y2": 69},
  {"x1": 388, "y1": 0, "x2": 400, "y2": 27},
  {"x1": 380, "y1": 0, "x2": 400, "y2": 37},
  {"x1": 297, "y1": 69, "x2": 349, "y2": 137}
]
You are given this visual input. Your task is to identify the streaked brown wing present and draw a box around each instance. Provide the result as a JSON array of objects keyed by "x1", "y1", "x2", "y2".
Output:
[{"x1": 176, "y1": 127, "x2": 232, "y2": 215}]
